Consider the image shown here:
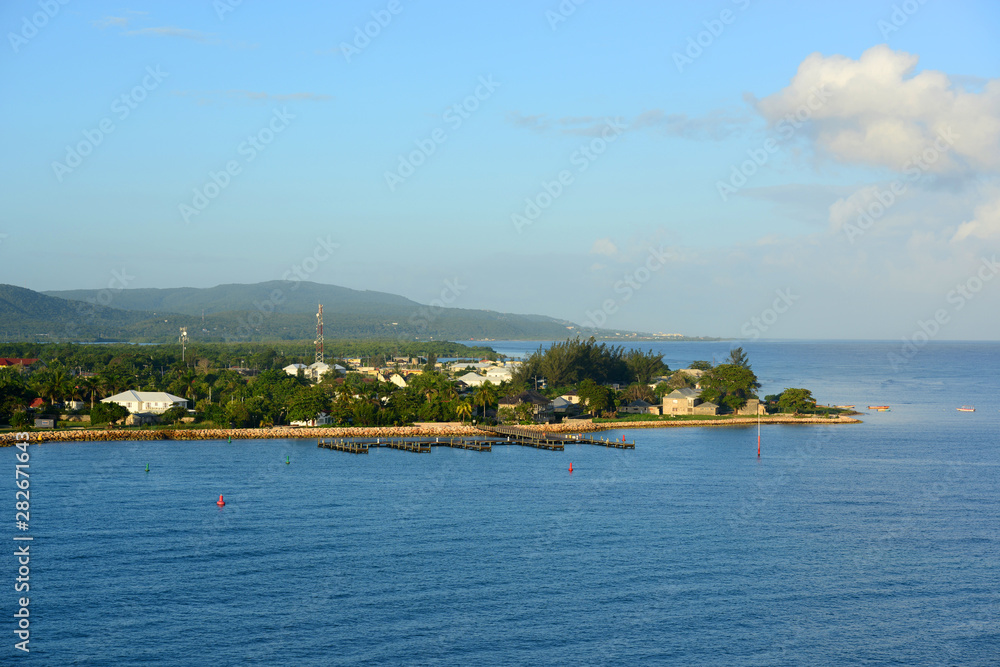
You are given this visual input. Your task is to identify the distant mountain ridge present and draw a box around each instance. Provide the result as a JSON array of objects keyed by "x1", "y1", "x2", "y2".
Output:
[
  {"x1": 45, "y1": 281, "x2": 416, "y2": 316},
  {"x1": 0, "y1": 281, "x2": 602, "y2": 342}
]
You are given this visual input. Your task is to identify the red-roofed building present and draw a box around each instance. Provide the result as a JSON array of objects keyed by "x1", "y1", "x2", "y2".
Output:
[
  {"x1": 0, "y1": 358, "x2": 40, "y2": 367},
  {"x1": 29, "y1": 398, "x2": 45, "y2": 409}
]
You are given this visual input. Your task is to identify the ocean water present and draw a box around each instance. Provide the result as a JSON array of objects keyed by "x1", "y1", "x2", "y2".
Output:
[{"x1": 14, "y1": 342, "x2": 1000, "y2": 665}]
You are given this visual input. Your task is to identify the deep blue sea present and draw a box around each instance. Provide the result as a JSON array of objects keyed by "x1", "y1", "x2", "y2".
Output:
[{"x1": 12, "y1": 342, "x2": 1000, "y2": 665}]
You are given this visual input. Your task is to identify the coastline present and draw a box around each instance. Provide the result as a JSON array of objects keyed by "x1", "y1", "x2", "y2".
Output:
[{"x1": 0, "y1": 415, "x2": 861, "y2": 445}]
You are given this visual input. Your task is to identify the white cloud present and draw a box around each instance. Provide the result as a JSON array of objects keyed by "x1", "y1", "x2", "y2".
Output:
[
  {"x1": 590, "y1": 238, "x2": 618, "y2": 257},
  {"x1": 754, "y1": 45, "x2": 1000, "y2": 174},
  {"x1": 952, "y1": 190, "x2": 1000, "y2": 242}
]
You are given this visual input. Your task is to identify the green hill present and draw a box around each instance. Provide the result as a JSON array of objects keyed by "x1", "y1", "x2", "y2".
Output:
[{"x1": 0, "y1": 282, "x2": 597, "y2": 342}]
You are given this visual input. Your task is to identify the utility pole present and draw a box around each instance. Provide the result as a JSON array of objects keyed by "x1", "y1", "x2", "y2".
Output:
[{"x1": 180, "y1": 327, "x2": 188, "y2": 363}]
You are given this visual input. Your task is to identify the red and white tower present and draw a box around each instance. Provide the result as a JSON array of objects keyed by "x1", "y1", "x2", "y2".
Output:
[{"x1": 315, "y1": 304, "x2": 324, "y2": 364}]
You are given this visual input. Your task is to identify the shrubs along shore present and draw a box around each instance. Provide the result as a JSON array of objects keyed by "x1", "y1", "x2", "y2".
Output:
[{"x1": 0, "y1": 415, "x2": 860, "y2": 445}]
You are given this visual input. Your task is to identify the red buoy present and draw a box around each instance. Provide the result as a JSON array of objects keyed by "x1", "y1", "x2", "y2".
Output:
[
  {"x1": 216, "y1": 494, "x2": 225, "y2": 506},
  {"x1": 569, "y1": 463, "x2": 573, "y2": 473}
]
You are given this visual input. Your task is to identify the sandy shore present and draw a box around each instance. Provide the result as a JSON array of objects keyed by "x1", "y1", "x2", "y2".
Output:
[{"x1": 0, "y1": 415, "x2": 860, "y2": 445}]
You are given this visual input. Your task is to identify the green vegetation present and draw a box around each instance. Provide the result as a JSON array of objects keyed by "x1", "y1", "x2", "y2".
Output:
[
  {"x1": 90, "y1": 401, "x2": 127, "y2": 425},
  {"x1": 698, "y1": 364, "x2": 761, "y2": 413},
  {"x1": 763, "y1": 388, "x2": 849, "y2": 416},
  {"x1": 0, "y1": 336, "x2": 845, "y2": 431},
  {"x1": 1, "y1": 282, "x2": 607, "y2": 342},
  {"x1": 513, "y1": 337, "x2": 668, "y2": 388}
]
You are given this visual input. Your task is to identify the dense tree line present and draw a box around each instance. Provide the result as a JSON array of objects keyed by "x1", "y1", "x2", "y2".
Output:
[
  {"x1": 0, "y1": 340, "x2": 495, "y2": 375},
  {"x1": 512, "y1": 337, "x2": 669, "y2": 390},
  {"x1": 0, "y1": 341, "x2": 832, "y2": 429}
]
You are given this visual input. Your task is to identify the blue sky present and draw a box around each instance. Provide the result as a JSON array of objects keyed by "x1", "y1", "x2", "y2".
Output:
[{"x1": 2, "y1": 0, "x2": 998, "y2": 339}]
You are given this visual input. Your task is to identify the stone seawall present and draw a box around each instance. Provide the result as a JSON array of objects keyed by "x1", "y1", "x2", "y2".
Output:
[{"x1": 0, "y1": 415, "x2": 858, "y2": 445}]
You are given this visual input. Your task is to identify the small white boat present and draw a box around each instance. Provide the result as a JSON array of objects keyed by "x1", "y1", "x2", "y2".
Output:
[{"x1": 957, "y1": 406, "x2": 975, "y2": 412}]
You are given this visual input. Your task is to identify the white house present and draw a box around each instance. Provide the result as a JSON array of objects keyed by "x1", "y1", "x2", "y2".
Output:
[
  {"x1": 456, "y1": 372, "x2": 497, "y2": 388},
  {"x1": 485, "y1": 366, "x2": 513, "y2": 383},
  {"x1": 307, "y1": 362, "x2": 345, "y2": 382},
  {"x1": 283, "y1": 363, "x2": 308, "y2": 376},
  {"x1": 290, "y1": 411, "x2": 332, "y2": 427},
  {"x1": 449, "y1": 361, "x2": 495, "y2": 373},
  {"x1": 622, "y1": 399, "x2": 659, "y2": 415},
  {"x1": 102, "y1": 391, "x2": 188, "y2": 414}
]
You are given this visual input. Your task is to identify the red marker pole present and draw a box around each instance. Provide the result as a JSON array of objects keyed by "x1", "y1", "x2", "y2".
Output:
[{"x1": 757, "y1": 411, "x2": 761, "y2": 458}]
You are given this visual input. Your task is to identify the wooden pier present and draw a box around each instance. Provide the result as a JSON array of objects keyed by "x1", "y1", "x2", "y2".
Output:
[
  {"x1": 318, "y1": 427, "x2": 635, "y2": 456},
  {"x1": 318, "y1": 439, "x2": 369, "y2": 454},
  {"x1": 482, "y1": 426, "x2": 635, "y2": 449}
]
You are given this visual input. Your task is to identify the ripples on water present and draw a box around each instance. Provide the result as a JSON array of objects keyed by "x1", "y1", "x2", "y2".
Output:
[{"x1": 20, "y1": 342, "x2": 1000, "y2": 664}]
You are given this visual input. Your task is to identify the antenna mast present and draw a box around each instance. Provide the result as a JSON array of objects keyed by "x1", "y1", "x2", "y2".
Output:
[{"x1": 315, "y1": 304, "x2": 324, "y2": 364}]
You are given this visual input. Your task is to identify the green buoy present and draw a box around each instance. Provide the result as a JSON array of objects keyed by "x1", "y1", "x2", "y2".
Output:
[
  {"x1": 285, "y1": 455, "x2": 290, "y2": 465},
  {"x1": 145, "y1": 463, "x2": 149, "y2": 473},
  {"x1": 228, "y1": 436, "x2": 232, "y2": 444}
]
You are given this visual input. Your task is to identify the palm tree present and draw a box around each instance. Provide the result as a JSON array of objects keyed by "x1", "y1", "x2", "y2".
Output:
[
  {"x1": 35, "y1": 368, "x2": 71, "y2": 406},
  {"x1": 473, "y1": 384, "x2": 497, "y2": 420},
  {"x1": 456, "y1": 399, "x2": 473, "y2": 423}
]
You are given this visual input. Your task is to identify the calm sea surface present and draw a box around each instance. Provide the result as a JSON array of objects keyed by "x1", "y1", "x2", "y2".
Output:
[{"x1": 15, "y1": 342, "x2": 1000, "y2": 665}]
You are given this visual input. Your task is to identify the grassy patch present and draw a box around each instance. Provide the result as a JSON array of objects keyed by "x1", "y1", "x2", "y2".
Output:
[{"x1": 595, "y1": 414, "x2": 732, "y2": 423}]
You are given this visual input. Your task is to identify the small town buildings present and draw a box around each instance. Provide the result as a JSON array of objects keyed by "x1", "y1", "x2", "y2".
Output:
[
  {"x1": 662, "y1": 388, "x2": 717, "y2": 416},
  {"x1": 456, "y1": 372, "x2": 495, "y2": 388},
  {"x1": 622, "y1": 399, "x2": 659, "y2": 415},
  {"x1": 101, "y1": 391, "x2": 188, "y2": 414},
  {"x1": 484, "y1": 366, "x2": 513, "y2": 383},
  {"x1": 0, "y1": 358, "x2": 40, "y2": 369},
  {"x1": 283, "y1": 363, "x2": 308, "y2": 376},
  {"x1": 735, "y1": 398, "x2": 766, "y2": 416},
  {"x1": 549, "y1": 396, "x2": 582, "y2": 416},
  {"x1": 499, "y1": 390, "x2": 553, "y2": 422},
  {"x1": 558, "y1": 390, "x2": 580, "y2": 404}
]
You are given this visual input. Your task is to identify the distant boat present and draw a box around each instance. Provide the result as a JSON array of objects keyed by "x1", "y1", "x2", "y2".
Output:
[
  {"x1": 957, "y1": 406, "x2": 975, "y2": 412},
  {"x1": 835, "y1": 405, "x2": 855, "y2": 409},
  {"x1": 868, "y1": 405, "x2": 890, "y2": 411}
]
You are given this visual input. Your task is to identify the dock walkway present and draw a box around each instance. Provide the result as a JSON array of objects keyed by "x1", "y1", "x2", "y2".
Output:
[{"x1": 318, "y1": 426, "x2": 635, "y2": 456}]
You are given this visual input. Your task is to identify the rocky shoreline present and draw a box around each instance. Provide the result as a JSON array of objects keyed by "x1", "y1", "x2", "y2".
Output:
[{"x1": 0, "y1": 415, "x2": 860, "y2": 445}]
